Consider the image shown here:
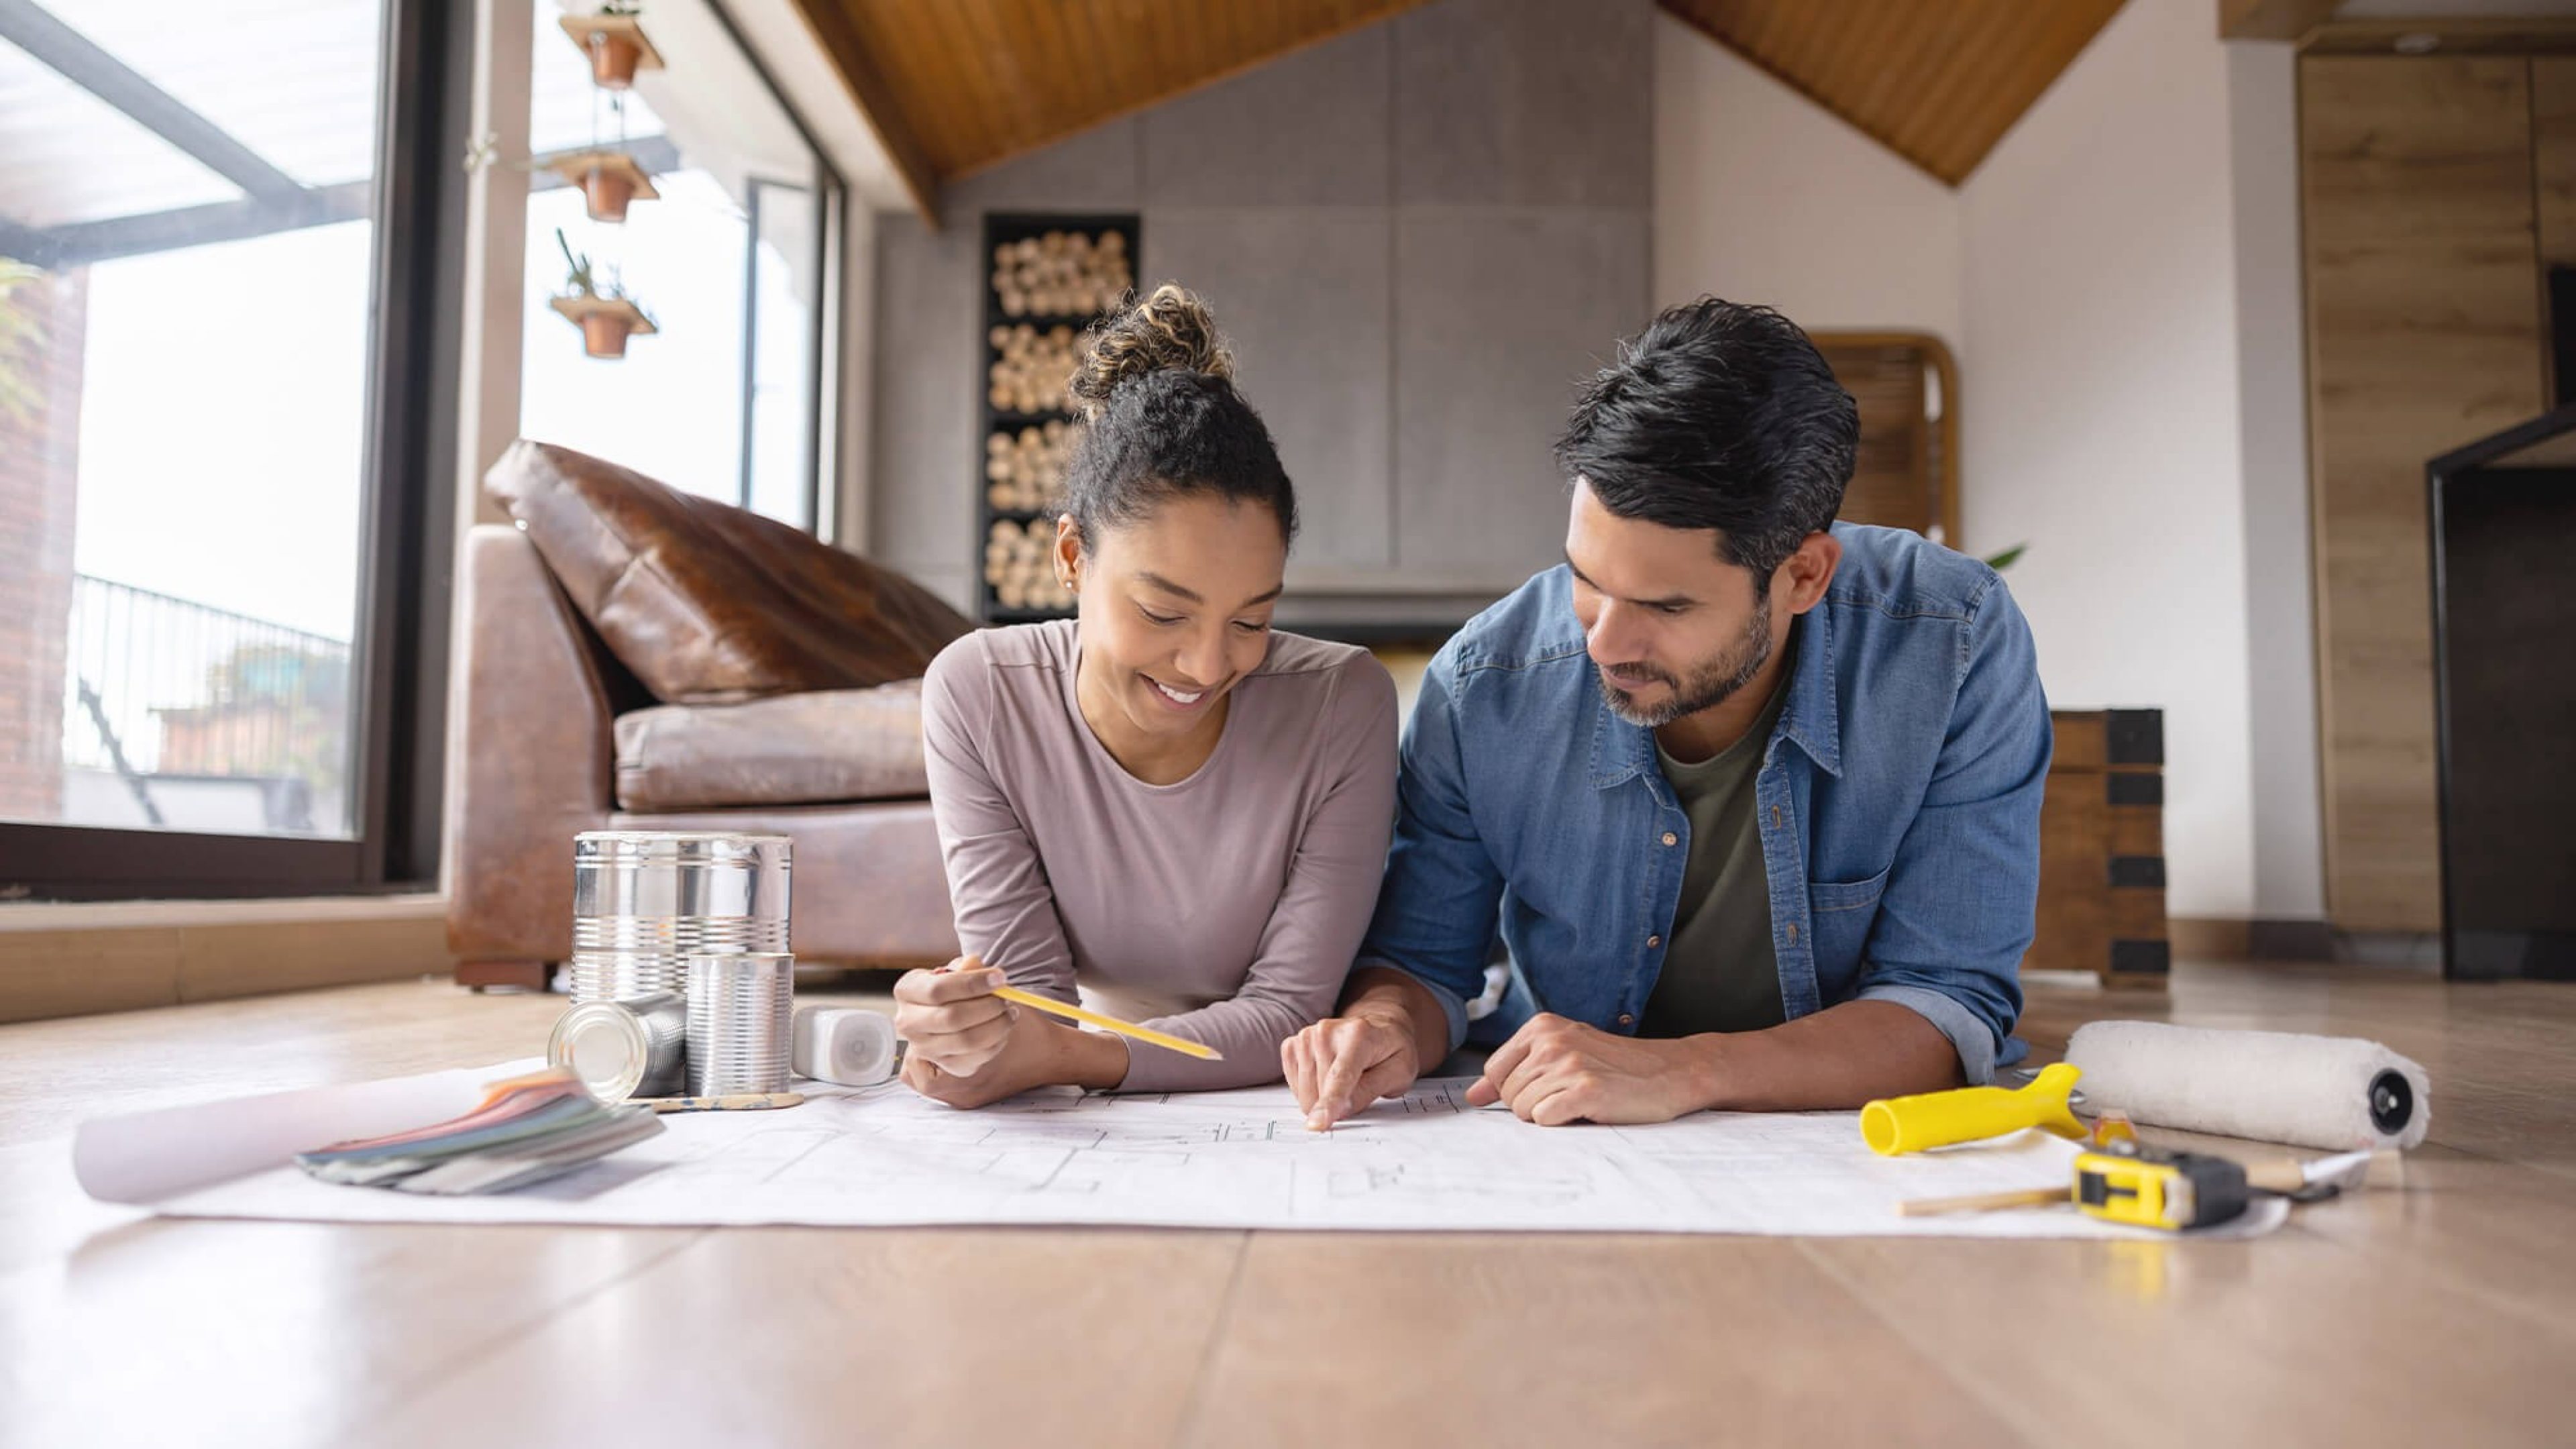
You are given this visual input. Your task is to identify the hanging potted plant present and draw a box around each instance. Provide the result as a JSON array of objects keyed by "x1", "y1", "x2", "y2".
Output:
[
  {"x1": 559, "y1": 1, "x2": 663, "y2": 90},
  {"x1": 547, "y1": 230, "x2": 657, "y2": 360},
  {"x1": 541, "y1": 148, "x2": 659, "y2": 223}
]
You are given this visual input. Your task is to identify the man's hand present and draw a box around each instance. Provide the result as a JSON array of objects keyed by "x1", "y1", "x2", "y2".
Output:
[
  {"x1": 1463, "y1": 1014, "x2": 1711, "y2": 1126},
  {"x1": 1283, "y1": 1010, "x2": 1421, "y2": 1130}
]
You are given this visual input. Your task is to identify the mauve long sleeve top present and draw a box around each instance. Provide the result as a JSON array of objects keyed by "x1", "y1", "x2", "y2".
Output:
[{"x1": 918, "y1": 619, "x2": 1398, "y2": 1091}]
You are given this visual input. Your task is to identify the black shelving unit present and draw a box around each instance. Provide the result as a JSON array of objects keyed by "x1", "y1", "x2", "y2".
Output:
[{"x1": 976, "y1": 211, "x2": 1140, "y2": 624}]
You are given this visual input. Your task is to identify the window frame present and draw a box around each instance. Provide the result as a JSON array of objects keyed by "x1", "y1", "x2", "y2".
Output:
[{"x1": 0, "y1": 0, "x2": 470, "y2": 901}]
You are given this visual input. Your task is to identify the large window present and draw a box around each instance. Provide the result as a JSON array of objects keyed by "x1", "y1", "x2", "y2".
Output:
[
  {"x1": 0, "y1": 0, "x2": 462, "y2": 896},
  {"x1": 518, "y1": 0, "x2": 835, "y2": 532}
]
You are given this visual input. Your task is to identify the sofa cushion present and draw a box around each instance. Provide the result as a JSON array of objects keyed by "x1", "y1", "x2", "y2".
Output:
[
  {"x1": 613, "y1": 680, "x2": 931, "y2": 811},
  {"x1": 484, "y1": 439, "x2": 973, "y2": 704}
]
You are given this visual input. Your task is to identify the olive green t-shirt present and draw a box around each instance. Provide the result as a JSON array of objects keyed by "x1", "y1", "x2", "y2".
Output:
[{"x1": 1637, "y1": 663, "x2": 1794, "y2": 1038}]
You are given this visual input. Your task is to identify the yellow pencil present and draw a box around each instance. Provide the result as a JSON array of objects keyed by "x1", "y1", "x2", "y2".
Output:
[{"x1": 989, "y1": 984, "x2": 1222, "y2": 1061}]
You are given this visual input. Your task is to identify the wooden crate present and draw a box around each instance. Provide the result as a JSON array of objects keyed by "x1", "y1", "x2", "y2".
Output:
[{"x1": 2033, "y1": 709, "x2": 2167, "y2": 989}]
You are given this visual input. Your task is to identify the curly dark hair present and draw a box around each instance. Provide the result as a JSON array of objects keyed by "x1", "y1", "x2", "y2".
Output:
[
  {"x1": 1555, "y1": 297, "x2": 1858, "y2": 582},
  {"x1": 1058, "y1": 283, "x2": 1297, "y2": 552}
]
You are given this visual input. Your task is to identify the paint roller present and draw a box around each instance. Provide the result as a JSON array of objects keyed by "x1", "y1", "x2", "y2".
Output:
[{"x1": 2063, "y1": 1021, "x2": 2429, "y2": 1152}]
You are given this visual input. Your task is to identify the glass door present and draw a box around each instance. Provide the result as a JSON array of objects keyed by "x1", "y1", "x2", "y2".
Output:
[{"x1": 0, "y1": 0, "x2": 458, "y2": 896}]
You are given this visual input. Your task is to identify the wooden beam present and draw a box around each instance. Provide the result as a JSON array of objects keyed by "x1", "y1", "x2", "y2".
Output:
[
  {"x1": 0, "y1": 215, "x2": 60, "y2": 269},
  {"x1": 42, "y1": 183, "x2": 371, "y2": 268},
  {"x1": 2302, "y1": 19, "x2": 2576, "y2": 56},
  {"x1": 2218, "y1": 0, "x2": 2339, "y2": 43},
  {"x1": 0, "y1": 0, "x2": 305, "y2": 205},
  {"x1": 786, "y1": 0, "x2": 941, "y2": 226}
]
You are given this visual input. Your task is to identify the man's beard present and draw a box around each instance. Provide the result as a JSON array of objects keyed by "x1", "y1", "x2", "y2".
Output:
[{"x1": 1598, "y1": 595, "x2": 1774, "y2": 729}]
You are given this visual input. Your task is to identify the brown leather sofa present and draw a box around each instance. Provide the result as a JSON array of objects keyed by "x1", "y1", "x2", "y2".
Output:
[{"x1": 447, "y1": 441, "x2": 968, "y2": 988}]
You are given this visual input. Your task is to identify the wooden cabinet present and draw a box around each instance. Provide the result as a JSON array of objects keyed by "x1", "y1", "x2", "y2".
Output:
[
  {"x1": 2034, "y1": 710, "x2": 2169, "y2": 987},
  {"x1": 1813, "y1": 333, "x2": 1960, "y2": 546},
  {"x1": 2300, "y1": 56, "x2": 2551, "y2": 932}
]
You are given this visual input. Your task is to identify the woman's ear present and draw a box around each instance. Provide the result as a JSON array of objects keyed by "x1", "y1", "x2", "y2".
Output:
[{"x1": 1053, "y1": 514, "x2": 1083, "y2": 594}]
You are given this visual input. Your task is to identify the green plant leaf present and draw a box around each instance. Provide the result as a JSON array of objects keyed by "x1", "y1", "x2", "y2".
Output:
[
  {"x1": 555, "y1": 227, "x2": 596, "y2": 297},
  {"x1": 0, "y1": 259, "x2": 50, "y2": 424},
  {"x1": 1982, "y1": 543, "x2": 2027, "y2": 572}
]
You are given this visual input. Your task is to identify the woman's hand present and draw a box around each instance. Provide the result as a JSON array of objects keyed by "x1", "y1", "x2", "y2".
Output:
[
  {"x1": 891, "y1": 956, "x2": 1022, "y2": 1078},
  {"x1": 901, "y1": 1014, "x2": 1067, "y2": 1108}
]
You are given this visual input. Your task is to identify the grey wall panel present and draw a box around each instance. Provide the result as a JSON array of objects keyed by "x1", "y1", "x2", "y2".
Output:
[
  {"x1": 1142, "y1": 24, "x2": 1391, "y2": 208},
  {"x1": 1393, "y1": 208, "x2": 1652, "y2": 582},
  {"x1": 943, "y1": 119, "x2": 1144, "y2": 217},
  {"x1": 865, "y1": 0, "x2": 1654, "y2": 622},
  {"x1": 868, "y1": 212, "x2": 980, "y2": 611},
  {"x1": 1145, "y1": 208, "x2": 1395, "y2": 574},
  {"x1": 1393, "y1": 0, "x2": 1653, "y2": 209}
]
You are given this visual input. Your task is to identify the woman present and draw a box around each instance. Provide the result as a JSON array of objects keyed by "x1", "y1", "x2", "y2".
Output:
[{"x1": 893, "y1": 284, "x2": 1399, "y2": 1104}]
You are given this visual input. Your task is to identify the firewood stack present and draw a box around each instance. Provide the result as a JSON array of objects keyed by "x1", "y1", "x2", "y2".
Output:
[
  {"x1": 986, "y1": 419, "x2": 1079, "y2": 512},
  {"x1": 990, "y1": 229, "x2": 1132, "y2": 319},
  {"x1": 983, "y1": 518, "x2": 1062, "y2": 611},
  {"x1": 987, "y1": 324, "x2": 1080, "y2": 415}
]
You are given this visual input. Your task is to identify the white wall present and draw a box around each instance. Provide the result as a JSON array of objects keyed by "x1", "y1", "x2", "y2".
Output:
[
  {"x1": 2227, "y1": 42, "x2": 2325, "y2": 921},
  {"x1": 1656, "y1": 0, "x2": 2304, "y2": 920},
  {"x1": 723, "y1": 0, "x2": 907, "y2": 555},
  {"x1": 1652, "y1": 13, "x2": 1960, "y2": 344},
  {"x1": 1959, "y1": 0, "x2": 2257, "y2": 918}
]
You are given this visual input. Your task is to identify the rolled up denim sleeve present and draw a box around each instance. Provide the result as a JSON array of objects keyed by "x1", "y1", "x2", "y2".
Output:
[
  {"x1": 1353, "y1": 649, "x2": 1505, "y2": 1055},
  {"x1": 1854, "y1": 578, "x2": 2052, "y2": 1084}
]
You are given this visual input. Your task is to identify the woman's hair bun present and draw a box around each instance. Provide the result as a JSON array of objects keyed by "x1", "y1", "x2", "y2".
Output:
[{"x1": 1066, "y1": 283, "x2": 1233, "y2": 421}]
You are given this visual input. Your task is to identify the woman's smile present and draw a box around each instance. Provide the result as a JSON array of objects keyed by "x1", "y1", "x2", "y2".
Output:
[{"x1": 1146, "y1": 674, "x2": 1215, "y2": 710}]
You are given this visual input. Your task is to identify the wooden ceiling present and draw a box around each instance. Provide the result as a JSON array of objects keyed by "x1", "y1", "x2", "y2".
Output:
[
  {"x1": 794, "y1": 0, "x2": 1430, "y2": 216},
  {"x1": 1660, "y1": 1, "x2": 2130, "y2": 186},
  {"x1": 794, "y1": 0, "x2": 2131, "y2": 217}
]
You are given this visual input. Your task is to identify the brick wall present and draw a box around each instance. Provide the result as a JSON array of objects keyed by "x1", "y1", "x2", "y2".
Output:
[{"x1": 0, "y1": 266, "x2": 86, "y2": 822}]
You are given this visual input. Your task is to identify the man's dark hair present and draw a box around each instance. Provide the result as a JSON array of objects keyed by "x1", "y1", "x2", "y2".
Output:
[{"x1": 1554, "y1": 297, "x2": 1858, "y2": 581}]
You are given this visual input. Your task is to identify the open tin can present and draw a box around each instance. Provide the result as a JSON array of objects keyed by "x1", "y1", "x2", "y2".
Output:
[{"x1": 546, "y1": 991, "x2": 688, "y2": 1103}]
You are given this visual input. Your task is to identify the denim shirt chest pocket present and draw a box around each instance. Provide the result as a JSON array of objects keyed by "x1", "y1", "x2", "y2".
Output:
[{"x1": 1804, "y1": 865, "x2": 1891, "y2": 970}]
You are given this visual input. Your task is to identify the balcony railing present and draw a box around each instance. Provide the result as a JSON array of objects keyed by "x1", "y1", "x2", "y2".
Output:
[{"x1": 60, "y1": 575, "x2": 351, "y2": 833}]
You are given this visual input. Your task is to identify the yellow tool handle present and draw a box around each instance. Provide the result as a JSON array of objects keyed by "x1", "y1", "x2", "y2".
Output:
[{"x1": 1860, "y1": 1061, "x2": 2086, "y2": 1155}]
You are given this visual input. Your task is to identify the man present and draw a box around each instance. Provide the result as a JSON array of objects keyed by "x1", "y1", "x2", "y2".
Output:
[{"x1": 1285, "y1": 298, "x2": 2050, "y2": 1130}]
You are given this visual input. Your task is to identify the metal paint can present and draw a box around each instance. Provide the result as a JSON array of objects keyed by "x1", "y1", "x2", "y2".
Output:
[
  {"x1": 546, "y1": 991, "x2": 688, "y2": 1103},
  {"x1": 686, "y1": 953, "x2": 796, "y2": 1096},
  {"x1": 568, "y1": 830, "x2": 791, "y2": 1004}
]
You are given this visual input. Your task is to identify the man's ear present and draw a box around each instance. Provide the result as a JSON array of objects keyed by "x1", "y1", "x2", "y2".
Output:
[{"x1": 1779, "y1": 531, "x2": 1842, "y2": 616}]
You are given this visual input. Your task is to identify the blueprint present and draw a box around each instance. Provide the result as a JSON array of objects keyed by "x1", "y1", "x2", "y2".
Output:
[{"x1": 142, "y1": 1070, "x2": 2251, "y2": 1237}]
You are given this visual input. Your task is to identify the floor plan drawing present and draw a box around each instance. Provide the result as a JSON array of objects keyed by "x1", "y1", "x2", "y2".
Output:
[{"x1": 159, "y1": 1073, "x2": 2196, "y2": 1238}]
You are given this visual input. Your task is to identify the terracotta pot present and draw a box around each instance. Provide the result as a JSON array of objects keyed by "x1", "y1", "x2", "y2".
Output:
[
  {"x1": 584, "y1": 167, "x2": 636, "y2": 222},
  {"x1": 589, "y1": 34, "x2": 643, "y2": 89},
  {"x1": 581, "y1": 313, "x2": 635, "y2": 359}
]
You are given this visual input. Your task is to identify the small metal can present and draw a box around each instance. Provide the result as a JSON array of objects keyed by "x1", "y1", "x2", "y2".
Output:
[
  {"x1": 547, "y1": 991, "x2": 689, "y2": 1103},
  {"x1": 686, "y1": 953, "x2": 795, "y2": 1097}
]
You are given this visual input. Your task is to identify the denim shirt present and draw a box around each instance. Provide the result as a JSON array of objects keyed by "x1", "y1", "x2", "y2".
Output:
[{"x1": 1357, "y1": 523, "x2": 2051, "y2": 1084}]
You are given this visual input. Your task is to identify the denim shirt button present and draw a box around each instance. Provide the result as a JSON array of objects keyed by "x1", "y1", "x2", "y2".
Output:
[
  {"x1": 1647, "y1": 934, "x2": 1662, "y2": 949},
  {"x1": 1618, "y1": 1013, "x2": 1635, "y2": 1027},
  {"x1": 1770, "y1": 805, "x2": 1784, "y2": 828},
  {"x1": 1786, "y1": 922, "x2": 1799, "y2": 945},
  {"x1": 1660, "y1": 831, "x2": 1678, "y2": 847}
]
